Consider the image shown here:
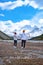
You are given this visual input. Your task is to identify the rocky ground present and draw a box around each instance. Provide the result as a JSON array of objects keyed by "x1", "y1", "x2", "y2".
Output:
[{"x1": 0, "y1": 40, "x2": 43, "y2": 65}]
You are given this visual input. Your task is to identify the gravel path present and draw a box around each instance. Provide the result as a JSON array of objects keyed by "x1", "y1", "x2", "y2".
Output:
[
  {"x1": 0, "y1": 41, "x2": 43, "y2": 58},
  {"x1": 0, "y1": 40, "x2": 43, "y2": 65}
]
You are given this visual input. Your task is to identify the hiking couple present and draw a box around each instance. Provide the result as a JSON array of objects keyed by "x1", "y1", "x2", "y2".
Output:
[{"x1": 13, "y1": 30, "x2": 30, "y2": 48}]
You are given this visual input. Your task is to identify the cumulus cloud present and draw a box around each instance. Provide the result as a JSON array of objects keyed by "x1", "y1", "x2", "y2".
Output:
[
  {"x1": 0, "y1": 0, "x2": 43, "y2": 10},
  {"x1": 0, "y1": 1, "x2": 14, "y2": 10},
  {"x1": 0, "y1": 21, "x2": 7, "y2": 31},
  {"x1": 31, "y1": 11, "x2": 43, "y2": 28},
  {"x1": 39, "y1": 19, "x2": 43, "y2": 24},
  {"x1": 0, "y1": 20, "x2": 30, "y2": 35},
  {"x1": 0, "y1": 1, "x2": 24, "y2": 10},
  {"x1": 29, "y1": 1, "x2": 38, "y2": 9},
  {"x1": 34, "y1": 0, "x2": 43, "y2": 9},
  {"x1": 38, "y1": 19, "x2": 43, "y2": 27},
  {"x1": 29, "y1": 0, "x2": 43, "y2": 9},
  {"x1": 0, "y1": 19, "x2": 43, "y2": 36}
]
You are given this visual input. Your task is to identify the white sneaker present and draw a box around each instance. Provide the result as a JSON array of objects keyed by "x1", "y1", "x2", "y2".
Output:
[{"x1": 13, "y1": 46, "x2": 16, "y2": 48}]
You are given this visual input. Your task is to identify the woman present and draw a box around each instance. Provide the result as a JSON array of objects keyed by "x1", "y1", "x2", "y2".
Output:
[{"x1": 13, "y1": 32, "x2": 18, "y2": 48}]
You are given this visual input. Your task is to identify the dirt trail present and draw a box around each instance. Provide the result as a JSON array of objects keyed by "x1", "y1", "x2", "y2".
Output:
[
  {"x1": 0, "y1": 41, "x2": 43, "y2": 58},
  {"x1": 0, "y1": 41, "x2": 43, "y2": 65}
]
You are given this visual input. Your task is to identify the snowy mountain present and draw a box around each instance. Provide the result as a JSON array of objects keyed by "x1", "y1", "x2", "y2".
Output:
[
  {"x1": 17, "y1": 25, "x2": 42, "y2": 38},
  {"x1": 19, "y1": 25, "x2": 32, "y2": 33},
  {"x1": 40, "y1": 26, "x2": 43, "y2": 32},
  {"x1": 1, "y1": 25, "x2": 43, "y2": 38},
  {"x1": 0, "y1": 31, "x2": 12, "y2": 40},
  {"x1": 21, "y1": 25, "x2": 31, "y2": 30},
  {"x1": 29, "y1": 26, "x2": 42, "y2": 37}
]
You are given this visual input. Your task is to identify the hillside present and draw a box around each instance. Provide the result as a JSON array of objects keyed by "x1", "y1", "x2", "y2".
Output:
[
  {"x1": 0, "y1": 31, "x2": 13, "y2": 40},
  {"x1": 31, "y1": 34, "x2": 43, "y2": 40},
  {"x1": 0, "y1": 31, "x2": 43, "y2": 40}
]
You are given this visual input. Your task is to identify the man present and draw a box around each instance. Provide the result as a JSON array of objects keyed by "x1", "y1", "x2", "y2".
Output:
[{"x1": 21, "y1": 30, "x2": 28, "y2": 48}]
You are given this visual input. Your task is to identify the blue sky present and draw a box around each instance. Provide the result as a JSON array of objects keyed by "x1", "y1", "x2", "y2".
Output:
[{"x1": 0, "y1": 0, "x2": 43, "y2": 36}]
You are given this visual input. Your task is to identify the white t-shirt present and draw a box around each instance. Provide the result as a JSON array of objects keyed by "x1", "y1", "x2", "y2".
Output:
[
  {"x1": 21, "y1": 33, "x2": 28, "y2": 40},
  {"x1": 14, "y1": 34, "x2": 18, "y2": 40}
]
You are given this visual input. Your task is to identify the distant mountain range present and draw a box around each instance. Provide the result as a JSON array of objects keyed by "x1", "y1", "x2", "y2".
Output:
[
  {"x1": 0, "y1": 31, "x2": 13, "y2": 40},
  {"x1": 2, "y1": 25, "x2": 43, "y2": 38},
  {"x1": 29, "y1": 26, "x2": 42, "y2": 37},
  {"x1": 0, "y1": 25, "x2": 43, "y2": 40},
  {"x1": 20, "y1": 25, "x2": 32, "y2": 30},
  {"x1": 19, "y1": 25, "x2": 43, "y2": 37},
  {"x1": 0, "y1": 30, "x2": 43, "y2": 40},
  {"x1": 31, "y1": 34, "x2": 43, "y2": 40}
]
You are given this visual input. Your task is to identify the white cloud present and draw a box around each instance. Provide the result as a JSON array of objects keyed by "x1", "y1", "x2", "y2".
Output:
[
  {"x1": 0, "y1": 0, "x2": 43, "y2": 10},
  {"x1": 29, "y1": 1, "x2": 38, "y2": 9},
  {"x1": 34, "y1": 0, "x2": 43, "y2": 9},
  {"x1": 0, "y1": 20, "x2": 30, "y2": 35},
  {"x1": 0, "y1": 1, "x2": 12, "y2": 10},
  {"x1": 38, "y1": 19, "x2": 43, "y2": 27},
  {"x1": 39, "y1": 19, "x2": 43, "y2": 24},
  {"x1": 29, "y1": 0, "x2": 43, "y2": 9},
  {"x1": 0, "y1": 21, "x2": 7, "y2": 31},
  {"x1": 0, "y1": 19, "x2": 43, "y2": 36},
  {"x1": 0, "y1": 1, "x2": 24, "y2": 10},
  {"x1": 31, "y1": 11, "x2": 43, "y2": 28}
]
